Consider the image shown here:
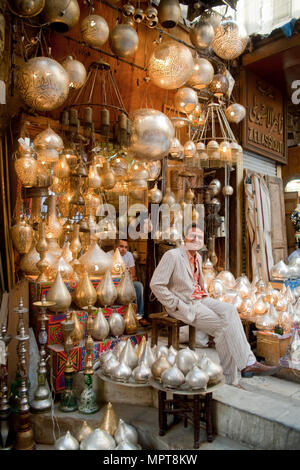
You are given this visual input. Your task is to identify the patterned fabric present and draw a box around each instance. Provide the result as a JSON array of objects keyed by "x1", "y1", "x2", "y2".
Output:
[
  {"x1": 186, "y1": 249, "x2": 208, "y2": 300},
  {"x1": 150, "y1": 246, "x2": 256, "y2": 385}
]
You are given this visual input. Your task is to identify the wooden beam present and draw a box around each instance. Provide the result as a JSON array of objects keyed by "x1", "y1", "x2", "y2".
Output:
[{"x1": 242, "y1": 34, "x2": 300, "y2": 66}]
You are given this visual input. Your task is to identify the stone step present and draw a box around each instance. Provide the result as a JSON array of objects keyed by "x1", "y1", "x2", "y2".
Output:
[
  {"x1": 31, "y1": 402, "x2": 251, "y2": 450},
  {"x1": 212, "y1": 382, "x2": 300, "y2": 450}
]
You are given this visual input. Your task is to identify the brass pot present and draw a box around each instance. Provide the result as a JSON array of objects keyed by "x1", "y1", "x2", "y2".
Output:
[
  {"x1": 158, "y1": 0, "x2": 181, "y2": 29},
  {"x1": 70, "y1": 311, "x2": 84, "y2": 345},
  {"x1": 74, "y1": 271, "x2": 97, "y2": 309},
  {"x1": 97, "y1": 270, "x2": 117, "y2": 307},
  {"x1": 8, "y1": 0, "x2": 45, "y2": 17},
  {"x1": 79, "y1": 241, "x2": 113, "y2": 276},
  {"x1": 111, "y1": 248, "x2": 126, "y2": 276},
  {"x1": 99, "y1": 402, "x2": 119, "y2": 436},
  {"x1": 46, "y1": 271, "x2": 72, "y2": 313},
  {"x1": 124, "y1": 303, "x2": 138, "y2": 335},
  {"x1": 117, "y1": 270, "x2": 136, "y2": 305},
  {"x1": 17, "y1": 57, "x2": 70, "y2": 112},
  {"x1": 20, "y1": 239, "x2": 40, "y2": 275},
  {"x1": 11, "y1": 218, "x2": 33, "y2": 254},
  {"x1": 40, "y1": 0, "x2": 80, "y2": 32}
]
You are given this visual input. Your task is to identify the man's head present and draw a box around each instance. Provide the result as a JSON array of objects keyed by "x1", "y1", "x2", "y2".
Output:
[
  {"x1": 117, "y1": 239, "x2": 129, "y2": 256},
  {"x1": 184, "y1": 224, "x2": 204, "y2": 252}
]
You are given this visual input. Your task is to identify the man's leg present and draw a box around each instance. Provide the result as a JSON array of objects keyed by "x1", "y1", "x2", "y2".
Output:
[
  {"x1": 189, "y1": 301, "x2": 241, "y2": 384},
  {"x1": 200, "y1": 297, "x2": 256, "y2": 372},
  {"x1": 133, "y1": 281, "x2": 144, "y2": 317}
]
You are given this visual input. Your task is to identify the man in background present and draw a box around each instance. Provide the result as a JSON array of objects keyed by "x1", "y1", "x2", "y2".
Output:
[{"x1": 110, "y1": 239, "x2": 150, "y2": 327}]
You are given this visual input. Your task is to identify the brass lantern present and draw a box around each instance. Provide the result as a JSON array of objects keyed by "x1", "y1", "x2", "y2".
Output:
[
  {"x1": 8, "y1": 0, "x2": 45, "y2": 17},
  {"x1": 81, "y1": 14, "x2": 109, "y2": 47},
  {"x1": 40, "y1": 0, "x2": 80, "y2": 32}
]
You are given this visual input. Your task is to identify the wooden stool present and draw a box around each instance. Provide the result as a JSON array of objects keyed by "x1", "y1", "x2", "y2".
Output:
[
  {"x1": 157, "y1": 390, "x2": 214, "y2": 449},
  {"x1": 149, "y1": 312, "x2": 196, "y2": 350}
]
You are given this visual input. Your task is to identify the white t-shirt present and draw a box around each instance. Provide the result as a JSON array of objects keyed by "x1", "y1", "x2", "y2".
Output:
[{"x1": 108, "y1": 250, "x2": 135, "y2": 269}]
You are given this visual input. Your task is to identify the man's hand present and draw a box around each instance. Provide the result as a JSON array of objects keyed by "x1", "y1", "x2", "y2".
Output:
[{"x1": 130, "y1": 266, "x2": 137, "y2": 282}]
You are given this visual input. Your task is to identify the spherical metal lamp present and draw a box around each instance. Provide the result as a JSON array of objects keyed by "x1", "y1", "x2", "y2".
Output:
[
  {"x1": 190, "y1": 20, "x2": 214, "y2": 50},
  {"x1": 60, "y1": 56, "x2": 87, "y2": 90},
  {"x1": 16, "y1": 57, "x2": 70, "y2": 112},
  {"x1": 109, "y1": 22, "x2": 139, "y2": 58},
  {"x1": 186, "y1": 57, "x2": 214, "y2": 90},
  {"x1": 81, "y1": 14, "x2": 109, "y2": 48},
  {"x1": 128, "y1": 108, "x2": 174, "y2": 161},
  {"x1": 8, "y1": 0, "x2": 45, "y2": 17},
  {"x1": 225, "y1": 103, "x2": 246, "y2": 124},
  {"x1": 212, "y1": 18, "x2": 249, "y2": 60},
  {"x1": 148, "y1": 40, "x2": 194, "y2": 90},
  {"x1": 208, "y1": 73, "x2": 229, "y2": 98},
  {"x1": 174, "y1": 87, "x2": 199, "y2": 114}
]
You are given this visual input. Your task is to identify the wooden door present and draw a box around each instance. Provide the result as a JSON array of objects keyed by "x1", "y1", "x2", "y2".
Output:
[
  {"x1": 265, "y1": 175, "x2": 288, "y2": 263},
  {"x1": 284, "y1": 191, "x2": 299, "y2": 255}
]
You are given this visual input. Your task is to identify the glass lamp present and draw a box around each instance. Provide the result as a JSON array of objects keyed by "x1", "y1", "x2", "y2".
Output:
[{"x1": 208, "y1": 74, "x2": 229, "y2": 98}]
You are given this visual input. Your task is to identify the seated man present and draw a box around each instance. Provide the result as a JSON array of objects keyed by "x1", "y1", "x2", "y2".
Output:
[
  {"x1": 150, "y1": 223, "x2": 279, "y2": 387},
  {"x1": 110, "y1": 239, "x2": 150, "y2": 327}
]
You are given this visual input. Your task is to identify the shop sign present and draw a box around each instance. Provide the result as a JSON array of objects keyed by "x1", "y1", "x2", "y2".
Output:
[{"x1": 241, "y1": 70, "x2": 287, "y2": 164}]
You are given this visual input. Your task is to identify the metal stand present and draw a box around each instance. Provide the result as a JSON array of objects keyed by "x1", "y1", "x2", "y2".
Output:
[
  {"x1": 30, "y1": 296, "x2": 55, "y2": 413},
  {"x1": 14, "y1": 298, "x2": 35, "y2": 451},
  {"x1": 0, "y1": 325, "x2": 14, "y2": 450}
]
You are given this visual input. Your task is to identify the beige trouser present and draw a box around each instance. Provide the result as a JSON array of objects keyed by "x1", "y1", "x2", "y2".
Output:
[{"x1": 190, "y1": 297, "x2": 256, "y2": 385}]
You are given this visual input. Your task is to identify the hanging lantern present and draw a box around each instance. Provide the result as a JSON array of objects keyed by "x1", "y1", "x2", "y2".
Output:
[
  {"x1": 149, "y1": 182, "x2": 162, "y2": 203},
  {"x1": 14, "y1": 145, "x2": 37, "y2": 187},
  {"x1": 8, "y1": 0, "x2": 45, "y2": 17},
  {"x1": 225, "y1": 103, "x2": 246, "y2": 124},
  {"x1": 109, "y1": 21, "x2": 139, "y2": 58},
  {"x1": 40, "y1": 0, "x2": 80, "y2": 32},
  {"x1": 208, "y1": 74, "x2": 229, "y2": 98},
  {"x1": 11, "y1": 218, "x2": 34, "y2": 255},
  {"x1": 186, "y1": 57, "x2": 214, "y2": 90},
  {"x1": 61, "y1": 56, "x2": 87, "y2": 90},
  {"x1": 158, "y1": 0, "x2": 181, "y2": 29},
  {"x1": 81, "y1": 14, "x2": 109, "y2": 47},
  {"x1": 190, "y1": 20, "x2": 214, "y2": 50},
  {"x1": 219, "y1": 140, "x2": 231, "y2": 162},
  {"x1": 169, "y1": 137, "x2": 182, "y2": 159},
  {"x1": 128, "y1": 108, "x2": 174, "y2": 161},
  {"x1": 53, "y1": 153, "x2": 70, "y2": 179},
  {"x1": 17, "y1": 57, "x2": 70, "y2": 112},
  {"x1": 148, "y1": 40, "x2": 194, "y2": 90},
  {"x1": 212, "y1": 18, "x2": 249, "y2": 60},
  {"x1": 183, "y1": 140, "x2": 196, "y2": 158},
  {"x1": 174, "y1": 87, "x2": 199, "y2": 114},
  {"x1": 34, "y1": 126, "x2": 64, "y2": 164}
]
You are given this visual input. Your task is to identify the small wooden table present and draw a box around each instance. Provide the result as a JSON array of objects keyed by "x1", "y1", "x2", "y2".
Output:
[
  {"x1": 149, "y1": 312, "x2": 196, "y2": 350},
  {"x1": 150, "y1": 379, "x2": 224, "y2": 449}
]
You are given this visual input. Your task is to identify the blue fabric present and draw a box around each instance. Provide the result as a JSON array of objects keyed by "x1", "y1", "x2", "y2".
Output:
[
  {"x1": 134, "y1": 281, "x2": 144, "y2": 316},
  {"x1": 280, "y1": 18, "x2": 296, "y2": 38}
]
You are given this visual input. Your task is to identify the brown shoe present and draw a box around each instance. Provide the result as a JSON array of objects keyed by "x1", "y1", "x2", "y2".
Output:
[{"x1": 241, "y1": 361, "x2": 280, "y2": 378}]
